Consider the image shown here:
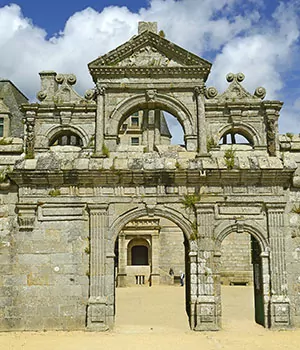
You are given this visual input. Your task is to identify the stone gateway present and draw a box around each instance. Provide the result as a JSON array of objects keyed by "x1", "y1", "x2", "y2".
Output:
[{"x1": 0, "y1": 22, "x2": 299, "y2": 331}]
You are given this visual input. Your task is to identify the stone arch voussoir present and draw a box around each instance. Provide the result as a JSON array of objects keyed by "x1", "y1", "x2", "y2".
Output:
[
  {"x1": 46, "y1": 124, "x2": 89, "y2": 147},
  {"x1": 109, "y1": 205, "x2": 193, "y2": 248},
  {"x1": 214, "y1": 220, "x2": 269, "y2": 253}
]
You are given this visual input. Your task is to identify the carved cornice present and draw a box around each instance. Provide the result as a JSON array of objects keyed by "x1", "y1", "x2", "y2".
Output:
[
  {"x1": 10, "y1": 168, "x2": 295, "y2": 188},
  {"x1": 89, "y1": 66, "x2": 210, "y2": 79},
  {"x1": 21, "y1": 103, "x2": 97, "y2": 114}
]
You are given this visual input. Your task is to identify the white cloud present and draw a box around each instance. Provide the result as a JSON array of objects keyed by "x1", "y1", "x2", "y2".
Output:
[{"x1": 0, "y1": 1, "x2": 299, "y2": 132}]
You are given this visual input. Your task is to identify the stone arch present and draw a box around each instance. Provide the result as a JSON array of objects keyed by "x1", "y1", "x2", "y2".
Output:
[
  {"x1": 217, "y1": 122, "x2": 261, "y2": 147},
  {"x1": 109, "y1": 205, "x2": 193, "y2": 247},
  {"x1": 46, "y1": 125, "x2": 89, "y2": 148},
  {"x1": 214, "y1": 220, "x2": 269, "y2": 253},
  {"x1": 107, "y1": 93, "x2": 194, "y2": 137}
]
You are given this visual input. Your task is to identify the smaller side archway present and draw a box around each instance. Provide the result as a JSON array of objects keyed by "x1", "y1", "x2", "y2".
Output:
[{"x1": 213, "y1": 221, "x2": 270, "y2": 329}]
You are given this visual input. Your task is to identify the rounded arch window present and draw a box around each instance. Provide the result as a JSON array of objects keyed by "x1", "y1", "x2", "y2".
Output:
[
  {"x1": 219, "y1": 130, "x2": 253, "y2": 146},
  {"x1": 127, "y1": 238, "x2": 150, "y2": 266},
  {"x1": 50, "y1": 130, "x2": 83, "y2": 147}
]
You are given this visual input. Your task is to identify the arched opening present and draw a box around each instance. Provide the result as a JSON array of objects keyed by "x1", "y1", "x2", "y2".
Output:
[
  {"x1": 219, "y1": 131, "x2": 253, "y2": 146},
  {"x1": 219, "y1": 231, "x2": 265, "y2": 329},
  {"x1": 49, "y1": 130, "x2": 83, "y2": 147},
  {"x1": 117, "y1": 108, "x2": 186, "y2": 151},
  {"x1": 127, "y1": 238, "x2": 150, "y2": 266},
  {"x1": 114, "y1": 215, "x2": 190, "y2": 331}
]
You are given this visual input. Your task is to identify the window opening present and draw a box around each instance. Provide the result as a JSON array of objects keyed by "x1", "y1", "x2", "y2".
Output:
[
  {"x1": 131, "y1": 245, "x2": 148, "y2": 265},
  {"x1": 131, "y1": 137, "x2": 139, "y2": 146},
  {"x1": 50, "y1": 131, "x2": 83, "y2": 147},
  {"x1": 131, "y1": 117, "x2": 139, "y2": 127},
  {"x1": 219, "y1": 132, "x2": 252, "y2": 145}
]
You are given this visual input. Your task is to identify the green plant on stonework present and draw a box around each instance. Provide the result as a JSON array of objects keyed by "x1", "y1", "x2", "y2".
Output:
[
  {"x1": 48, "y1": 189, "x2": 61, "y2": 197},
  {"x1": 158, "y1": 30, "x2": 166, "y2": 38},
  {"x1": 292, "y1": 205, "x2": 300, "y2": 214},
  {"x1": 286, "y1": 132, "x2": 294, "y2": 140},
  {"x1": 224, "y1": 148, "x2": 235, "y2": 170},
  {"x1": 25, "y1": 149, "x2": 34, "y2": 159},
  {"x1": 207, "y1": 136, "x2": 216, "y2": 152},
  {"x1": 102, "y1": 144, "x2": 110, "y2": 157},
  {"x1": 175, "y1": 160, "x2": 182, "y2": 169},
  {"x1": 84, "y1": 246, "x2": 90, "y2": 254},
  {"x1": 87, "y1": 135, "x2": 95, "y2": 148},
  {"x1": 181, "y1": 193, "x2": 201, "y2": 211},
  {"x1": 0, "y1": 166, "x2": 12, "y2": 183},
  {"x1": 0, "y1": 138, "x2": 13, "y2": 145},
  {"x1": 190, "y1": 220, "x2": 198, "y2": 241}
]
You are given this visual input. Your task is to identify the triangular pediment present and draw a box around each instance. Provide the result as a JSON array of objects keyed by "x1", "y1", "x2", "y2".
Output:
[
  {"x1": 206, "y1": 73, "x2": 267, "y2": 103},
  {"x1": 88, "y1": 31, "x2": 211, "y2": 79}
]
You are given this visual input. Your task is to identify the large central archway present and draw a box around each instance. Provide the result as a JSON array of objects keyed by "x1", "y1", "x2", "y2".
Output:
[{"x1": 110, "y1": 206, "x2": 194, "y2": 330}]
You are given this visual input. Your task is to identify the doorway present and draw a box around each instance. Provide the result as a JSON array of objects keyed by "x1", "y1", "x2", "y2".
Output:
[
  {"x1": 220, "y1": 231, "x2": 265, "y2": 328},
  {"x1": 114, "y1": 215, "x2": 191, "y2": 330}
]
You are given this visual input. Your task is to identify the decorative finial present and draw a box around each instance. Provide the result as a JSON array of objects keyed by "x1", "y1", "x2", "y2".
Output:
[
  {"x1": 138, "y1": 22, "x2": 158, "y2": 35},
  {"x1": 226, "y1": 72, "x2": 245, "y2": 83}
]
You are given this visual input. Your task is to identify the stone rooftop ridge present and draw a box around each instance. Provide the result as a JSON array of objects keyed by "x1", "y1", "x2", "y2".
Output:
[{"x1": 13, "y1": 149, "x2": 296, "y2": 172}]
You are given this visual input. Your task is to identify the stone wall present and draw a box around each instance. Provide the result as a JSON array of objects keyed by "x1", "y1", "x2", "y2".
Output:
[
  {"x1": 159, "y1": 218, "x2": 185, "y2": 283},
  {"x1": 0, "y1": 210, "x2": 89, "y2": 330}
]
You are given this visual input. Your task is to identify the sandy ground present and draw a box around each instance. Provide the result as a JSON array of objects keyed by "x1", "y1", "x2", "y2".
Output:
[{"x1": 1, "y1": 285, "x2": 300, "y2": 350}]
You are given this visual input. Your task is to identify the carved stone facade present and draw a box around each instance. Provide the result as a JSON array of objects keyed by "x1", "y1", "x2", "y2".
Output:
[{"x1": 0, "y1": 22, "x2": 300, "y2": 332}]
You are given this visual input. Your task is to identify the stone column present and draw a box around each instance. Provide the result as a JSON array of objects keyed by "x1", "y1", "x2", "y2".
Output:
[
  {"x1": 94, "y1": 84, "x2": 106, "y2": 156},
  {"x1": 261, "y1": 251, "x2": 271, "y2": 328},
  {"x1": 142, "y1": 109, "x2": 148, "y2": 147},
  {"x1": 118, "y1": 231, "x2": 127, "y2": 287},
  {"x1": 154, "y1": 109, "x2": 161, "y2": 146},
  {"x1": 151, "y1": 230, "x2": 160, "y2": 285},
  {"x1": 87, "y1": 204, "x2": 113, "y2": 330},
  {"x1": 194, "y1": 204, "x2": 219, "y2": 331},
  {"x1": 147, "y1": 109, "x2": 155, "y2": 152},
  {"x1": 189, "y1": 249, "x2": 198, "y2": 329},
  {"x1": 266, "y1": 203, "x2": 290, "y2": 328},
  {"x1": 194, "y1": 85, "x2": 207, "y2": 156}
]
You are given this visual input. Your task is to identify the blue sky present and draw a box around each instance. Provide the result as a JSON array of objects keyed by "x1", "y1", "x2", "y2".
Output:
[
  {"x1": 0, "y1": 0, "x2": 299, "y2": 136},
  {"x1": 0, "y1": 0, "x2": 149, "y2": 37}
]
